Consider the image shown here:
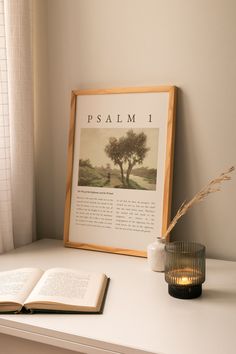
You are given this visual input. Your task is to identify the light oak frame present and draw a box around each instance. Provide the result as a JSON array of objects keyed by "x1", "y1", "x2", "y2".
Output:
[{"x1": 64, "y1": 86, "x2": 177, "y2": 257}]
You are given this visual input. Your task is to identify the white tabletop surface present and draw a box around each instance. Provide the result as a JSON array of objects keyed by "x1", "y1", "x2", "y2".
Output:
[{"x1": 0, "y1": 239, "x2": 235, "y2": 354}]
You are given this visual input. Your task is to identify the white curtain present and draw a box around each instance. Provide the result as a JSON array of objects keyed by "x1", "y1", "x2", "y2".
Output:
[
  {"x1": 0, "y1": 0, "x2": 13, "y2": 252},
  {"x1": 0, "y1": 0, "x2": 35, "y2": 253}
]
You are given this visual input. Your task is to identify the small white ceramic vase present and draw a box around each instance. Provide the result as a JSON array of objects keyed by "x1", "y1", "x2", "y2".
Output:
[{"x1": 147, "y1": 237, "x2": 166, "y2": 272}]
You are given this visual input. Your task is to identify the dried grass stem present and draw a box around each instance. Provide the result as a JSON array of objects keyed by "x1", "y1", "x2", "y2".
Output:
[{"x1": 163, "y1": 166, "x2": 235, "y2": 240}]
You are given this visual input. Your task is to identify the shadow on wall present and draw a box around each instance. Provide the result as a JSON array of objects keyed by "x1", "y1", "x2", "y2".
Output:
[{"x1": 170, "y1": 88, "x2": 209, "y2": 245}]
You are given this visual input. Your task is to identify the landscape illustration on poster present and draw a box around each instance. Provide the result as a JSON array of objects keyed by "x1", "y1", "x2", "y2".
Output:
[{"x1": 78, "y1": 128, "x2": 159, "y2": 191}]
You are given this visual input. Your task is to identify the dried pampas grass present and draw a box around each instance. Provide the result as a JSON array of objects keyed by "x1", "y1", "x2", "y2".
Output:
[{"x1": 163, "y1": 166, "x2": 235, "y2": 241}]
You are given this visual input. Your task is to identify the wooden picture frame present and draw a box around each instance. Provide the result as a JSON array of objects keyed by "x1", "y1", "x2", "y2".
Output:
[{"x1": 64, "y1": 86, "x2": 177, "y2": 257}]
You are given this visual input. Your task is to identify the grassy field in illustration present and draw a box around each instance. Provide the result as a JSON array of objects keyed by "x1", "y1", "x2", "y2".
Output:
[{"x1": 78, "y1": 159, "x2": 156, "y2": 190}]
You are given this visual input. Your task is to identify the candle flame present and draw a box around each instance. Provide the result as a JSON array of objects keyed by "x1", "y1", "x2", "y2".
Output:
[
  {"x1": 177, "y1": 276, "x2": 191, "y2": 285},
  {"x1": 166, "y1": 268, "x2": 203, "y2": 286}
]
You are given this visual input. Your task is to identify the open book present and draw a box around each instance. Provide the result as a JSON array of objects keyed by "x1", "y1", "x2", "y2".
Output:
[{"x1": 0, "y1": 268, "x2": 109, "y2": 313}]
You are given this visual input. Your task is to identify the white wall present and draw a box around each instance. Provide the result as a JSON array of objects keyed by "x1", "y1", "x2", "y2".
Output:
[{"x1": 34, "y1": 0, "x2": 236, "y2": 261}]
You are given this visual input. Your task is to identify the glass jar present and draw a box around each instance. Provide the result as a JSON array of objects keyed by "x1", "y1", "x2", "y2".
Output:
[{"x1": 165, "y1": 241, "x2": 205, "y2": 299}]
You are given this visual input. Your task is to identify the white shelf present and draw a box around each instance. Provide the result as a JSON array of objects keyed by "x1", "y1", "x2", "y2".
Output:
[{"x1": 0, "y1": 239, "x2": 235, "y2": 354}]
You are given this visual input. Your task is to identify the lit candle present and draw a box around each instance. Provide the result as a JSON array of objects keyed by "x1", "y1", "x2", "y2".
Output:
[
  {"x1": 165, "y1": 241, "x2": 206, "y2": 299},
  {"x1": 177, "y1": 276, "x2": 191, "y2": 285},
  {"x1": 168, "y1": 268, "x2": 202, "y2": 286}
]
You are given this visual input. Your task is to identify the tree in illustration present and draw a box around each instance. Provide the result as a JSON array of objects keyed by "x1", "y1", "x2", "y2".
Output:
[
  {"x1": 123, "y1": 130, "x2": 149, "y2": 185},
  {"x1": 79, "y1": 159, "x2": 93, "y2": 168},
  {"x1": 105, "y1": 130, "x2": 149, "y2": 186},
  {"x1": 105, "y1": 136, "x2": 126, "y2": 184}
]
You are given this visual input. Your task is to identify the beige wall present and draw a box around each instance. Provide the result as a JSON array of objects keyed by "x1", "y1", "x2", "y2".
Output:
[{"x1": 34, "y1": 0, "x2": 236, "y2": 261}]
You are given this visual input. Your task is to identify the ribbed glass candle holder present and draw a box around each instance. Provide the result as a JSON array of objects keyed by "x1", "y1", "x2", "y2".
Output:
[{"x1": 165, "y1": 241, "x2": 205, "y2": 299}]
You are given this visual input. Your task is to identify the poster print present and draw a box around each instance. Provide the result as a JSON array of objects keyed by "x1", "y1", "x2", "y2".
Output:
[{"x1": 64, "y1": 87, "x2": 177, "y2": 257}]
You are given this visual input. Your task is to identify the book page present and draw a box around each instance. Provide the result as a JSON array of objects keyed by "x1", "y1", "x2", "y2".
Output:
[
  {"x1": 0, "y1": 268, "x2": 44, "y2": 305},
  {"x1": 24, "y1": 268, "x2": 106, "y2": 309}
]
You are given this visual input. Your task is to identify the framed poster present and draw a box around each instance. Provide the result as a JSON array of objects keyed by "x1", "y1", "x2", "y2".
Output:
[{"x1": 64, "y1": 86, "x2": 177, "y2": 257}]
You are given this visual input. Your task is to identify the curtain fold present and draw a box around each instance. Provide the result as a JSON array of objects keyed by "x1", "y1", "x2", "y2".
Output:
[
  {"x1": 0, "y1": 0, "x2": 13, "y2": 252},
  {"x1": 1, "y1": 0, "x2": 35, "y2": 250}
]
